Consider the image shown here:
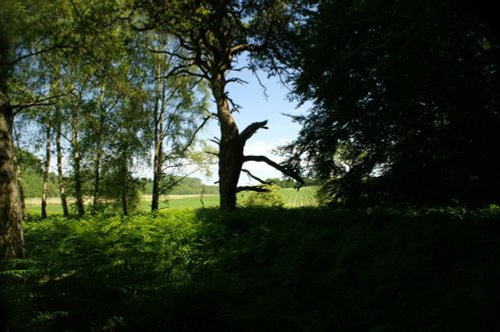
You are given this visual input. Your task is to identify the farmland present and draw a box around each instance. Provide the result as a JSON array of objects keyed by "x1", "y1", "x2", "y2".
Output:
[
  {"x1": 281, "y1": 186, "x2": 318, "y2": 207},
  {"x1": 23, "y1": 187, "x2": 318, "y2": 215}
]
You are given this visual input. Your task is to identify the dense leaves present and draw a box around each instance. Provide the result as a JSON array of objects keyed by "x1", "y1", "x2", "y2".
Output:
[
  {"x1": 241, "y1": 184, "x2": 285, "y2": 208},
  {"x1": 2, "y1": 208, "x2": 500, "y2": 330},
  {"x1": 288, "y1": 0, "x2": 500, "y2": 207}
]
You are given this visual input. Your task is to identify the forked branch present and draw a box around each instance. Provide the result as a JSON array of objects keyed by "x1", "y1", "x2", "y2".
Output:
[
  {"x1": 239, "y1": 120, "x2": 268, "y2": 143},
  {"x1": 244, "y1": 155, "x2": 304, "y2": 187},
  {"x1": 241, "y1": 168, "x2": 272, "y2": 185},
  {"x1": 236, "y1": 186, "x2": 270, "y2": 193}
]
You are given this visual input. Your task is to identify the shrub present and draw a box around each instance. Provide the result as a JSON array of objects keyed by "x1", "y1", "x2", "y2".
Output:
[{"x1": 242, "y1": 185, "x2": 285, "y2": 208}]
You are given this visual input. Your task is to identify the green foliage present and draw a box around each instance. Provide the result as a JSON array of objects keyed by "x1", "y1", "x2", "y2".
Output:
[
  {"x1": 2, "y1": 208, "x2": 500, "y2": 331},
  {"x1": 287, "y1": 0, "x2": 500, "y2": 207},
  {"x1": 2, "y1": 211, "x2": 207, "y2": 330},
  {"x1": 22, "y1": 187, "x2": 318, "y2": 215},
  {"x1": 15, "y1": 148, "x2": 59, "y2": 198},
  {"x1": 241, "y1": 185, "x2": 285, "y2": 208},
  {"x1": 141, "y1": 176, "x2": 218, "y2": 195},
  {"x1": 19, "y1": 171, "x2": 59, "y2": 198}
]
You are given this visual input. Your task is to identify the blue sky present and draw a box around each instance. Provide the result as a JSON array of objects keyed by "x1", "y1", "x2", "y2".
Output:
[{"x1": 199, "y1": 65, "x2": 309, "y2": 186}]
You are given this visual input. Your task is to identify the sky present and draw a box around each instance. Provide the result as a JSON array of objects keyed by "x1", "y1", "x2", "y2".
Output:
[
  {"x1": 197, "y1": 65, "x2": 310, "y2": 186},
  {"x1": 130, "y1": 60, "x2": 311, "y2": 185}
]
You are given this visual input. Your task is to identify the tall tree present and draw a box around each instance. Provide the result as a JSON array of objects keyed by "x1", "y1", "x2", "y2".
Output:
[
  {"x1": 0, "y1": 1, "x2": 26, "y2": 258},
  {"x1": 101, "y1": 80, "x2": 150, "y2": 215},
  {"x1": 40, "y1": 110, "x2": 52, "y2": 219},
  {"x1": 54, "y1": 106, "x2": 69, "y2": 216},
  {"x1": 133, "y1": 0, "x2": 308, "y2": 209},
  {"x1": 0, "y1": 48, "x2": 25, "y2": 258},
  {"x1": 135, "y1": 33, "x2": 211, "y2": 212},
  {"x1": 69, "y1": 80, "x2": 86, "y2": 216},
  {"x1": 287, "y1": 0, "x2": 500, "y2": 207},
  {"x1": 52, "y1": 63, "x2": 70, "y2": 216}
]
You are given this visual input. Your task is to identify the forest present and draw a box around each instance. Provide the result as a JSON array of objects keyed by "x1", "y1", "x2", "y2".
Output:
[{"x1": 1, "y1": 0, "x2": 500, "y2": 331}]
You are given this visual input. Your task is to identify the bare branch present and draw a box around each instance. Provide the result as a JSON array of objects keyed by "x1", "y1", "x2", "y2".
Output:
[
  {"x1": 209, "y1": 136, "x2": 221, "y2": 145},
  {"x1": 165, "y1": 64, "x2": 207, "y2": 80},
  {"x1": 244, "y1": 155, "x2": 304, "y2": 187},
  {"x1": 230, "y1": 42, "x2": 267, "y2": 56},
  {"x1": 236, "y1": 186, "x2": 270, "y2": 193},
  {"x1": 226, "y1": 77, "x2": 248, "y2": 85},
  {"x1": 143, "y1": 46, "x2": 195, "y2": 63},
  {"x1": 241, "y1": 169, "x2": 272, "y2": 185},
  {"x1": 205, "y1": 150, "x2": 219, "y2": 157},
  {"x1": 158, "y1": 170, "x2": 197, "y2": 196},
  {"x1": 252, "y1": 70, "x2": 269, "y2": 100},
  {"x1": 177, "y1": 115, "x2": 213, "y2": 155},
  {"x1": 9, "y1": 44, "x2": 72, "y2": 65},
  {"x1": 12, "y1": 93, "x2": 70, "y2": 114},
  {"x1": 239, "y1": 120, "x2": 268, "y2": 143},
  {"x1": 227, "y1": 94, "x2": 242, "y2": 113}
]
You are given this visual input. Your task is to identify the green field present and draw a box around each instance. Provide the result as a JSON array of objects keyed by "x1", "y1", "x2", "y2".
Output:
[
  {"x1": 281, "y1": 186, "x2": 318, "y2": 207},
  {"x1": 24, "y1": 187, "x2": 318, "y2": 215}
]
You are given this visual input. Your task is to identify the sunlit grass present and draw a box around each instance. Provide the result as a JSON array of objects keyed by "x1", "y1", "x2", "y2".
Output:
[
  {"x1": 25, "y1": 187, "x2": 319, "y2": 215},
  {"x1": 281, "y1": 186, "x2": 318, "y2": 207}
]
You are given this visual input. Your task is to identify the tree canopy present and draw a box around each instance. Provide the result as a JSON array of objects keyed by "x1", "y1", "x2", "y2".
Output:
[
  {"x1": 287, "y1": 0, "x2": 500, "y2": 207},
  {"x1": 129, "y1": 0, "x2": 311, "y2": 209}
]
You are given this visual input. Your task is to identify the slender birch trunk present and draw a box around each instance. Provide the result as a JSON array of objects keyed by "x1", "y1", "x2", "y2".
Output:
[
  {"x1": 92, "y1": 86, "x2": 106, "y2": 214},
  {"x1": 12, "y1": 152, "x2": 27, "y2": 220},
  {"x1": 41, "y1": 120, "x2": 51, "y2": 219},
  {"x1": 121, "y1": 148, "x2": 129, "y2": 216},
  {"x1": 71, "y1": 96, "x2": 85, "y2": 216},
  {"x1": 55, "y1": 113, "x2": 69, "y2": 217},
  {"x1": 91, "y1": 141, "x2": 102, "y2": 214}
]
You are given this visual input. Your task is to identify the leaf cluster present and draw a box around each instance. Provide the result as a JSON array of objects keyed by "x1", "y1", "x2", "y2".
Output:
[
  {"x1": 288, "y1": 0, "x2": 500, "y2": 207},
  {"x1": 241, "y1": 184, "x2": 285, "y2": 208}
]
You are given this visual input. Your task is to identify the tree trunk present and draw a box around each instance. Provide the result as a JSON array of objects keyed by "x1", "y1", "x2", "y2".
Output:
[
  {"x1": 218, "y1": 141, "x2": 243, "y2": 210},
  {"x1": 92, "y1": 88, "x2": 106, "y2": 215},
  {"x1": 121, "y1": 184, "x2": 128, "y2": 216},
  {"x1": 151, "y1": 137, "x2": 162, "y2": 211},
  {"x1": 12, "y1": 152, "x2": 27, "y2": 220},
  {"x1": 51, "y1": 63, "x2": 69, "y2": 216},
  {"x1": 92, "y1": 144, "x2": 102, "y2": 214},
  {"x1": 0, "y1": 90, "x2": 25, "y2": 258},
  {"x1": 56, "y1": 115, "x2": 69, "y2": 217},
  {"x1": 121, "y1": 149, "x2": 129, "y2": 216},
  {"x1": 41, "y1": 121, "x2": 51, "y2": 219},
  {"x1": 71, "y1": 103, "x2": 85, "y2": 216},
  {"x1": 151, "y1": 62, "x2": 164, "y2": 212},
  {"x1": 211, "y1": 75, "x2": 243, "y2": 210}
]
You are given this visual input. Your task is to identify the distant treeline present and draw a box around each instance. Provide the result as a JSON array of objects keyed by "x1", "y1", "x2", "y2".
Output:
[
  {"x1": 16, "y1": 149, "x2": 59, "y2": 198},
  {"x1": 265, "y1": 177, "x2": 320, "y2": 188},
  {"x1": 140, "y1": 177, "x2": 219, "y2": 196},
  {"x1": 18, "y1": 149, "x2": 320, "y2": 198}
]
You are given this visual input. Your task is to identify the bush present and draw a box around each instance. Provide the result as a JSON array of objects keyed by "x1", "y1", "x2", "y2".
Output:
[{"x1": 242, "y1": 185, "x2": 285, "y2": 208}]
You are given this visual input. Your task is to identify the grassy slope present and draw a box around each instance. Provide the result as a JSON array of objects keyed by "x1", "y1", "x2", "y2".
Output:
[{"x1": 2, "y1": 207, "x2": 500, "y2": 331}]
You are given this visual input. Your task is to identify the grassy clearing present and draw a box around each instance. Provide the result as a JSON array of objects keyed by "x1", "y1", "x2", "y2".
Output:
[
  {"x1": 2, "y1": 207, "x2": 500, "y2": 331},
  {"x1": 25, "y1": 187, "x2": 318, "y2": 215}
]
